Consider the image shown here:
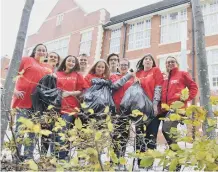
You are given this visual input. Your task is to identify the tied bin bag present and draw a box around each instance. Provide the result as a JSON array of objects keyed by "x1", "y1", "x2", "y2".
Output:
[{"x1": 120, "y1": 82, "x2": 155, "y2": 125}]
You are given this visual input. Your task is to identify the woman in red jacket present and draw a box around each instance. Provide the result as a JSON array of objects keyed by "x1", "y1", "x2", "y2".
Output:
[
  {"x1": 161, "y1": 56, "x2": 198, "y2": 146},
  {"x1": 55, "y1": 55, "x2": 85, "y2": 160},
  {"x1": 135, "y1": 54, "x2": 163, "y2": 168},
  {"x1": 12, "y1": 43, "x2": 52, "y2": 160}
]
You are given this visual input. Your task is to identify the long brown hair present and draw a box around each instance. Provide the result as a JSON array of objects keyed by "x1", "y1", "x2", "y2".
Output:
[
  {"x1": 57, "y1": 55, "x2": 80, "y2": 73},
  {"x1": 88, "y1": 59, "x2": 110, "y2": 79},
  {"x1": 136, "y1": 54, "x2": 156, "y2": 72}
]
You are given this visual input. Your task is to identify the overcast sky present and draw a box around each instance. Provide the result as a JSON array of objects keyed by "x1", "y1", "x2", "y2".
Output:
[{"x1": 1, "y1": 0, "x2": 162, "y2": 57}]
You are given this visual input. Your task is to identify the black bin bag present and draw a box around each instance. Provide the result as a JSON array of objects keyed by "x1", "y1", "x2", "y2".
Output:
[
  {"x1": 120, "y1": 82, "x2": 155, "y2": 124},
  {"x1": 31, "y1": 75, "x2": 62, "y2": 114},
  {"x1": 82, "y1": 78, "x2": 116, "y2": 116}
]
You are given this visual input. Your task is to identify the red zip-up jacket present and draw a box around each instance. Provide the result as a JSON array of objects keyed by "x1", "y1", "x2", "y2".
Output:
[
  {"x1": 110, "y1": 73, "x2": 134, "y2": 111},
  {"x1": 161, "y1": 67, "x2": 198, "y2": 107}
]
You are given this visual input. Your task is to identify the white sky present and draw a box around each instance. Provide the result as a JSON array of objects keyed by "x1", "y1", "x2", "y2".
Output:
[{"x1": 1, "y1": 0, "x2": 162, "y2": 57}]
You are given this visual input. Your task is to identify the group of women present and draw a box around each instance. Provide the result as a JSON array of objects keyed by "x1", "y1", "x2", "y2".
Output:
[{"x1": 12, "y1": 43, "x2": 198, "y2": 169}]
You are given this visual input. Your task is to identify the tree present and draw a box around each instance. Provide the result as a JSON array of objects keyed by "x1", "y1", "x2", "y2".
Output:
[
  {"x1": 191, "y1": 0, "x2": 215, "y2": 138},
  {"x1": 1, "y1": 0, "x2": 35, "y2": 147}
]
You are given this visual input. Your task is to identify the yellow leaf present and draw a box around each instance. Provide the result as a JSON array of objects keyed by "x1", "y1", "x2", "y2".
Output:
[
  {"x1": 107, "y1": 121, "x2": 113, "y2": 132},
  {"x1": 32, "y1": 124, "x2": 41, "y2": 133},
  {"x1": 58, "y1": 117, "x2": 66, "y2": 127},
  {"x1": 144, "y1": 125, "x2": 147, "y2": 131},
  {"x1": 110, "y1": 151, "x2": 118, "y2": 163},
  {"x1": 17, "y1": 117, "x2": 34, "y2": 129},
  {"x1": 169, "y1": 159, "x2": 178, "y2": 171},
  {"x1": 196, "y1": 151, "x2": 207, "y2": 160},
  {"x1": 88, "y1": 109, "x2": 94, "y2": 114},
  {"x1": 214, "y1": 111, "x2": 218, "y2": 117},
  {"x1": 41, "y1": 130, "x2": 52, "y2": 136},
  {"x1": 207, "y1": 118, "x2": 217, "y2": 127},
  {"x1": 169, "y1": 113, "x2": 181, "y2": 121},
  {"x1": 27, "y1": 160, "x2": 38, "y2": 171},
  {"x1": 161, "y1": 103, "x2": 170, "y2": 111},
  {"x1": 70, "y1": 157, "x2": 79, "y2": 166},
  {"x1": 86, "y1": 148, "x2": 98, "y2": 155},
  {"x1": 95, "y1": 131, "x2": 102, "y2": 141},
  {"x1": 75, "y1": 118, "x2": 83, "y2": 130},
  {"x1": 131, "y1": 109, "x2": 143, "y2": 117},
  {"x1": 140, "y1": 156, "x2": 154, "y2": 168},
  {"x1": 50, "y1": 158, "x2": 57, "y2": 165},
  {"x1": 170, "y1": 101, "x2": 184, "y2": 109},
  {"x1": 180, "y1": 87, "x2": 189, "y2": 101},
  {"x1": 119, "y1": 157, "x2": 127, "y2": 165},
  {"x1": 143, "y1": 115, "x2": 148, "y2": 121},
  {"x1": 18, "y1": 69, "x2": 25, "y2": 75},
  {"x1": 104, "y1": 106, "x2": 109, "y2": 113},
  {"x1": 206, "y1": 154, "x2": 215, "y2": 163},
  {"x1": 81, "y1": 102, "x2": 87, "y2": 108},
  {"x1": 47, "y1": 105, "x2": 54, "y2": 110},
  {"x1": 170, "y1": 144, "x2": 181, "y2": 151}
]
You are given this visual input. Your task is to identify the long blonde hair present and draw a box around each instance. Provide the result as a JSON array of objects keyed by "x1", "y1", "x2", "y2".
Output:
[
  {"x1": 165, "y1": 56, "x2": 180, "y2": 73},
  {"x1": 88, "y1": 59, "x2": 110, "y2": 79}
]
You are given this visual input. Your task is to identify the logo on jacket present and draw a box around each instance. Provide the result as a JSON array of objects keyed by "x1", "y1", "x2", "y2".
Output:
[{"x1": 170, "y1": 80, "x2": 179, "y2": 84}]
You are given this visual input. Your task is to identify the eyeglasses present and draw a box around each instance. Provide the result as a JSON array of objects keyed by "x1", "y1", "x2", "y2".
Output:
[
  {"x1": 167, "y1": 61, "x2": 176, "y2": 64},
  {"x1": 49, "y1": 55, "x2": 57, "y2": 59},
  {"x1": 109, "y1": 58, "x2": 118, "y2": 61},
  {"x1": 80, "y1": 59, "x2": 87, "y2": 62},
  {"x1": 120, "y1": 64, "x2": 128, "y2": 67}
]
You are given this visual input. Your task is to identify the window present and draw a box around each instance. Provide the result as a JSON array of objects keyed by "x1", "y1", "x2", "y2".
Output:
[
  {"x1": 129, "y1": 58, "x2": 141, "y2": 71},
  {"x1": 56, "y1": 13, "x2": 64, "y2": 26},
  {"x1": 158, "y1": 52, "x2": 188, "y2": 72},
  {"x1": 44, "y1": 36, "x2": 70, "y2": 58},
  {"x1": 207, "y1": 48, "x2": 218, "y2": 88},
  {"x1": 201, "y1": 0, "x2": 218, "y2": 36},
  {"x1": 109, "y1": 28, "x2": 121, "y2": 53},
  {"x1": 128, "y1": 19, "x2": 151, "y2": 50},
  {"x1": 79, "y1": 31, "x2": 92, "y2": 56},
  {"x1": 160, "y1": 9, "x2": 187, "y2": 44}
]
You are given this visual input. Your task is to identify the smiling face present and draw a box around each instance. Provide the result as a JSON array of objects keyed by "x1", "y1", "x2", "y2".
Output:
[
  {"x1": 79, "y1": 55, "x2": 88, "y2": 69},
  {"x1": 34, "y1": 45, "x2": 47, "y2": 61},
  {"x1": 143, "y1": 56, "x2": 153, "y2": 70},
  {"x1": 95, "y1": 61, "x2": 106, "y2": 76},
  {"x1": 65, "y1": 56, "x2": 76, "y2": 72},
  {"x1": 119, "y1": 60, "x2": 129, "y2": 75},
  {"x1": 48, "y1": 52, "x2": 59, "y2": 67},
  {"x1": 166, "y1": 57, "x2": 178, "y2": 72}
]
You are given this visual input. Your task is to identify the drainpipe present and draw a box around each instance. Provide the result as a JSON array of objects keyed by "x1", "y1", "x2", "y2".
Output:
[
  {"x1": 191, "y1": 2, "x2": 196, "y2": 140},
  {"x1": 122, "y1": 22, "x2": 127, "y2": 58}
]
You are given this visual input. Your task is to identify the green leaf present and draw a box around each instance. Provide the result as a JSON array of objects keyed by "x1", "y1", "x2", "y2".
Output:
[
  {"x1": 131, "y1": 109, "x2": 143, "y2": 117},
  {"x1": 95, "y1": 131, "x2": 102, "y2": 141},
  {"x1": 88, "y1": 109, "x2": 94, "y2": 114},
  {"x1": 196, "y1": 151, "x2": 206, "y2": 160},
  {"x1": 119, "y1": 157, "x2": 126, "y2": 165},
  {"x1": 107, "y1": 121, "x2": 113, "y2": 132},
  {"x1": 41, "y1": 130, "x2": 52, "y2": 136},
  {"x1": 170, "y1": 101, "x2": 184, "y2": 109},
  {"x1": 104, "y1": 106, "x2": 109, "y2": 113},
  {"x1": 75, "y1": 118, "x2": 83, "y2": 130},
  {"x1": 207, "y1": 118, "x2": 216, "y2": 127},
  {"x1": 58, "y1": 117, "x2": 66, "y2": 127},
  {"x1": 27, "y1": 160, "x2": 38, "y2": 171},
  {"x1": 170, "y1": 144, "x2": 181, "y2": 151},
  {"x1": 140, "y1": 156, "x2": 154, "y2": 168},
  {"x1": 70, "y1": 157, "x2": 79, "y2": 166},
  {"x1": 169, "y1": 159, "x2": 178, "y2": 171},
  {"x1": 47, "y1": 105, "x2": 54, "y2": 110},
  {"x1": 169, "y1": 113, "x2": 181, "y2": 121},
  {"x1": 180, "y1": 87, "x2": 189, "y2": 101}
]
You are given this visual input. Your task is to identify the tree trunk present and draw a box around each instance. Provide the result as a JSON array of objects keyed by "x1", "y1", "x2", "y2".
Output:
[
  {"x1": 191, "y1": 0, "x2": 215, "y2": 138},
  {"x1": 1, "y1": 0, "x2": 35, "y2": 147}
]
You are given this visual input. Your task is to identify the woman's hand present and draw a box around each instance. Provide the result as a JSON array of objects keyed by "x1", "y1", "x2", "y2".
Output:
[
  {"x1": 14, "y1": 90, "x2": 25, "y2": 99},
  {"x1": 62, "y1": 91, "x2": 72, "y2": 98},
  {"x1": 153, "y1": 103, "x2": 158, "y2": 116}
]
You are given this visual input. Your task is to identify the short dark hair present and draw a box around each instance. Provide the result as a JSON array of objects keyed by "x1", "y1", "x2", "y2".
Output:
[
  {"x1": 57, "y1": 55, "x2": 80, "y2": 73},
  {"x1": 136, "y1": 54, "x2": 156, "y2": 71},
  {"x1": 30, "y1": 43, "x2": 47, "y2": 58},
  {"x1": 48, "y1": 52, "x2": 61, "y2": 67},
  {"x1": 106, "y1": 53, "x2": 119, "y2": 65}
]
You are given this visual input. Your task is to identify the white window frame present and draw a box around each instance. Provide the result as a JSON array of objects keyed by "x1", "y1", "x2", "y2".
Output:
[
  {"x1": 157, "y1": 51, "x2": 190, "y2": 72},
  {"x1": 44, "y1": 36, "x2": 70, "y2": 58},
  {"x1": 160, "y1": 8, "x2": 188, "y2": 44},
  {"x1": 201, "y1": 0, "x2": 218, "y2": 36},
  {"x1": 127, "y1": 19, "x2": 151, "y2": 51},
  {"x1": 56, "y1": 13, "x2": 64, "y2": 26},
  {"x1": 207, "y1": 46, "x2": 218, "y2": 89},
  {"x1": 79, "y1": 30, "x2": 93, "y2": 56},
  {"x1": 109, "y1": 28, "x2": 121, "y2": 54}
]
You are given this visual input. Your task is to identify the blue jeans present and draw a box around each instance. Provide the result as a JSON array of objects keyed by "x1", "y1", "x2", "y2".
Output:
[
  {"x1": 56, "y1": 114, "x2": 75, "y2": 160},
  {"x1": 15, "y1": 109, "x2": 35, "y2": 159}
]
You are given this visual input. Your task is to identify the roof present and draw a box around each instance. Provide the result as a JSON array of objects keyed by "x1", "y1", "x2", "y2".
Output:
[{"x1": 104, "y1": 0, "x2": 190, "y2": 27}]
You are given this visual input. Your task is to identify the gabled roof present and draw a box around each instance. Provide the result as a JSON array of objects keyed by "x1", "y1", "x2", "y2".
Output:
[{"x1": 104, "y1": 0, "x2": 190, "y2": 27}]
